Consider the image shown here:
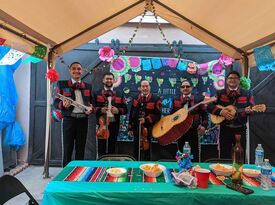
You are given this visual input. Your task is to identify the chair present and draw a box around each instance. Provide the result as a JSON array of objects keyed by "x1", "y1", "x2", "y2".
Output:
[
  {"x1": 0, "y1": 175, "x2": 39, "y2": 205},
  {"x1": 97, "y1": 154, "x2": 136, "y2": 161},
  {"x1": 204, "y1": 158, "x2": 232, "y2": 163}
]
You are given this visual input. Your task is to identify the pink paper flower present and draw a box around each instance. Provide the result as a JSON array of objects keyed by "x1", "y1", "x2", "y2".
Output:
[
  {"x1": 98, "y1": 46, "x2": 115, "y2": 62},
  {"x1": 219, "y1": 53, "x2": 234, "y2": 66},
  {"x1": 46, "y1": 68, "x2": 59, "y2": 83}
]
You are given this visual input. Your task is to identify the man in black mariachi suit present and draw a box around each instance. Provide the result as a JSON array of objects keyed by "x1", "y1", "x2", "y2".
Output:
[
  {"x1": 207, "y1": 71, "x2": 254, "y2": 160},
  {"x1": 128, "y1": 80, "x2": 162, "y2": 161},
  {"x1": 54, "y1": 62, "x2": 93, "y2": 167},
  {"x1": 171, "y1": 80, "x2": 208, "y2": 162},
  {"x1": 93, "y1": 72, "x2": 128, "y2": 157}
]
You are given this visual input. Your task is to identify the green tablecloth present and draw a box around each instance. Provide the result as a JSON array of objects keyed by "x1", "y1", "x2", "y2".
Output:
[{"x1": 42, "y1": 160, "x2": 275, "y2": 205}]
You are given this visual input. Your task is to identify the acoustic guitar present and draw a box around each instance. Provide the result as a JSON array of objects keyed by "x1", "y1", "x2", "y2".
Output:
[
  {"x1": 152, "y1": 97, "x2": 216, "y2": 146},
  {"x1": 210, "y1": 104, "x2": 266, "y2": 124}
]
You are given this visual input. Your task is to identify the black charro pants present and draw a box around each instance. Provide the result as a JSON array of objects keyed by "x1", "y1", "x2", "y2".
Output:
[
  {"x1": 62, "y1": 117, "x2": 88, "y2": 167},
  {"x1": 133, "y1": 128, "x2": 151, "y2": 161},
  {"x1": 219, "y1": 125, "x2": 246, "y2": 161},
  {"x1": 97, "y1": 121, "x2": 119, "y2": 157}
]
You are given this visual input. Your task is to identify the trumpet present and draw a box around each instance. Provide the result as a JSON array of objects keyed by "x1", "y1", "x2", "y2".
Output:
[{"x1": 57, "y1": 93, "x2": 93, "y2": 112}]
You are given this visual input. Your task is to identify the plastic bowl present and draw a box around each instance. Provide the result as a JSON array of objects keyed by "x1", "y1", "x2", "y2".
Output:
[
  {"x1": 209, "y1": 164, "x2": 232, "y2": 176},
  {"x1": 106, "y1": 167, "x2": 127, "y2": 177},
  {"x1": 140, "y1": 164, "x2": 166, "y2": 177},
  {"x1": 243, "y1": 169, "x2": 260, "y2": 178}
]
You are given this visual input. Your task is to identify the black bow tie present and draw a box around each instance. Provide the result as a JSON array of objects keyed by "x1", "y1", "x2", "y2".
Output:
[
  {"x1": 104, "y1": 90, "x2": 113, "y2": 97},
  {"x1": 228, "y1": 90, "x2": 237, "y2": 98},
  {"x1": 184, "y1": 96, "x2": 190, "y2": 101},
  {"x1": 72, "y1": 82, "x2": 84, "y2": 90},
  {"x1": 142, "y1": 96, "x2": 147, "y2": 102}
]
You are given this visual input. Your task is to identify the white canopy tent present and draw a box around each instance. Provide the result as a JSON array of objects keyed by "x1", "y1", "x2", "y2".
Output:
[
  {"x1": 1, "y1": 0, "x2": 275, "y2": 70},
  {"x1": 1, "y1": 0, "x2": 275, "y2": 176}
]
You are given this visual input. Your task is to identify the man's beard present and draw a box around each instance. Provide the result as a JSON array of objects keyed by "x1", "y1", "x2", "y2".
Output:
[{"x1": 104, "y1": 83, "x2": 113, "y2": 88}]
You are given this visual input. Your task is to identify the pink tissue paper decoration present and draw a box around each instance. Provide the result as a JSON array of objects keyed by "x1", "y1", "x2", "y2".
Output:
[
  {"x1": 219, "y1": 53, "x2": 234, "y2": 66},
  {"x1": 98, "y1": 46, "x2": 115, "y2": 62}
]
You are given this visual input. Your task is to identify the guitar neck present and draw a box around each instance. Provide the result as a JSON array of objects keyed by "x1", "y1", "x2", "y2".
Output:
[
  {"x1": 188, "y1": 97, "x2": 216, "y2": 112},
  {"x1": 188, "y1": 102, "x2": 202, "y2": 112}
]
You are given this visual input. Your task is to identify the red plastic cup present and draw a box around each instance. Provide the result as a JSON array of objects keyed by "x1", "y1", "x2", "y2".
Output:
[{"x1": 195, "y1": 168, "x2": 210, "y2": 188}]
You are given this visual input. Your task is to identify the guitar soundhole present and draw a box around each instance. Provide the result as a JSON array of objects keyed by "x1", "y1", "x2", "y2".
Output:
[{"x1": 173, "y1": 115, "x2": 179, "y2": 122}]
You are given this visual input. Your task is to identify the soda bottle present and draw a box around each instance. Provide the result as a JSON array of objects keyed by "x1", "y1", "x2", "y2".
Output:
[
  {"x1": 183, "y1": 141, "x2": 191, "y2": 155},
  {"x1": 260, "y1": 159, "x2": 272, "y2": 190},
  {"x1": 255, "y1": 144, "x2": 264, "y2": 167},
  {"x1": 232, "y1": 134, "x2": 244, "y2": 184}
]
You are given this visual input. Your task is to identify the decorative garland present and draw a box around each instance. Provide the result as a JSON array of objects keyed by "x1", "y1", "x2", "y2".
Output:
[
  {"x1": 239, "y1": 76, "x2": 251, "y2": 90},
  {"x1": 151, "y1": 1, "x2": 181, "y2": 59},
  {"x1": 115, "y1": 1, "x2": 149, "y2": 59}
]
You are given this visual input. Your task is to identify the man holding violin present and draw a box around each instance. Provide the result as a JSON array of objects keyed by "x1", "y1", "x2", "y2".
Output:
[
  {"x1": 128, "y1": 80, "x2": 162, "y2": 161},
  {"x1": 171, "y1": 79, "x2": 208, "y2": 162},
  {"x1": 93, "y1": 72, "x2": 128, "y2": 157},
  {"x1": 54, "y1": 62, "x2": 94, "y2": 167}
]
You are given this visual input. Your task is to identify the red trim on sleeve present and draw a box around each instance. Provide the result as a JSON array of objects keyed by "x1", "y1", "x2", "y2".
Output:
[
  {"x1": 97, "y1": 96, "x2": 104, "y2": 102},
  {"x1": 115, "y1": 97, "x2": 122, "y2": 104},
  {"x1": 146, "y1": 102, "x2": 155, "y2": 109}
]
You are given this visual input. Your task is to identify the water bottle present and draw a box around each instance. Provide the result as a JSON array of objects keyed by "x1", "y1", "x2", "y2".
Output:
[
  {"x1": 183, "y1": 141, "x2": 191, "y2": 155},
  {"x1": 255, "y1": 144, "x2": 264, "y2": 167},
  {"x1": 260, "y1": 159, "x2": 272, "y2": 190}
]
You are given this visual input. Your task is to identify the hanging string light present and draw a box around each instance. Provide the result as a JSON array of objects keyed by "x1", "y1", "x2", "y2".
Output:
[
  {"x1": 150, "y1": 1, "x2": 181, "y2": 60},
  {"x1": 115, "y1": 0, "x2": 149, "y2": 59},
  {"x1": 114, "y1": 0, "x2": 181, "y2": 61}
]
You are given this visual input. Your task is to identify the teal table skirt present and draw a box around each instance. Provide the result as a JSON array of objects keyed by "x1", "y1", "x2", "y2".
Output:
[{"x1": 42, "y1": 161, "x2": 275, "y2": 205}]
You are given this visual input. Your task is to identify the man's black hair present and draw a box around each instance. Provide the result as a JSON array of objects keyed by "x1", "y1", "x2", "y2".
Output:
[
  {"x1": 181, "y1": 79, "x2": 192, "y2": 87},
  {"x1": 226, "y1": 70, "x2": 240, "y2": 79},
  {"x1": 69, "y1": 62, "x2": 82, "y2": 69},
  {"x1": 103, "y1": 72, "x2": 114, "y2": 78}
]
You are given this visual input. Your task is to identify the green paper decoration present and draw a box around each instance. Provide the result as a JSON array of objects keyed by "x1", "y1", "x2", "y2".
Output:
[
  {"x1": 32, "y1": 45, "x2": 47, "y2": 59},
  {"x1": 239, "y1": 76, "x2": 251, "y2": 90}
]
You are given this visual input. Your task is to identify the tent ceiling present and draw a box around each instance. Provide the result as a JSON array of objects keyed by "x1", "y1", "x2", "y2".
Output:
[{"x1": 0, "y1": 0, "x2": 275, "y2": 67}]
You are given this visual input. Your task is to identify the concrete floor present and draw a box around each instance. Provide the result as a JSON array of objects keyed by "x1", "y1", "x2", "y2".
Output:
[{"x1": 4, "y1": 166, "x2": 62, "y2": 205}]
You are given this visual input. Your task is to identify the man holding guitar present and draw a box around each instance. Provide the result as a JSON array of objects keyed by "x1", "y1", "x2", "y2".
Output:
[
  {"x1": 93, "y1": 72, "x2": 128, "y2": 157},
  {"x1": 128, "y1": 80, "x2": 162, "y2": 161},
  {"x1": 171, "y1": 80, "x2": 208, "y2": 162},
  {"x1": 54, "y1": 62, "x2": 94, "y2": 167},
  {"x1": 207, "y1": 71, "x2": 255, "y2": 160}
]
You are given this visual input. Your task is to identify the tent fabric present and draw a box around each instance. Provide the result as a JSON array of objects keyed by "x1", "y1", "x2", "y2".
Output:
[{"x1": 0, "y1": 0, "x2": 275, "y2": 67}]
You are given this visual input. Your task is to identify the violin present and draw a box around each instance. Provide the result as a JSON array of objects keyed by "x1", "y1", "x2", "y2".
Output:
[
  {"x1": 139, "y1": 112, "x2": 149, "y2": 151},
  {"x1": 96, "y1": 96, "x2": 113, "y2": 140},
  {"x1": 96, "y1": 115, "x2": 109, "y2": 139}
]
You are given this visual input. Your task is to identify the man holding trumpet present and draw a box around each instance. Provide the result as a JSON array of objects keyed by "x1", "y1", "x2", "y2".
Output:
[{"x1": 54, "y1": 62, "x2": 93, "y2": 167}]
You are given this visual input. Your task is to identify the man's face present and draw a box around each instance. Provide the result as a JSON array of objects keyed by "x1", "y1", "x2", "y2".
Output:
[
  {"x1": 69, "y1": 63, "x2": 83, "y2": 81},
  {"x1": 226, "y1": 74, "x2": 240, "y2": 89},
  {"x1": 140, "y1": 80, "x2": 151, "y2": 96},
  {"x1": 180, "y1": 81, "x2": 192, "y2": 95},
  {"x1": 103, "y1": 74, "x2": 114, "y2": 88}
]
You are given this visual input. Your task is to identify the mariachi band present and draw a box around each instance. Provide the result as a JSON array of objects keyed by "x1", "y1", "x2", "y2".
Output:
[{"x1": 55, "y1": 62, "x2": 257, "y2": 166}]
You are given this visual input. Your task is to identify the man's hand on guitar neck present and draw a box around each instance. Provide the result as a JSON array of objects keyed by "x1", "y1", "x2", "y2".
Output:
[
  {"x1": 220, "y1": 109, "x2": 234, "y2": 120},
  {"x1": 244, "y1": 106, "x2": 253, "y2": 114},
  {"x1": 197, "y1": 125, "x2": 206, "y2": 135}
]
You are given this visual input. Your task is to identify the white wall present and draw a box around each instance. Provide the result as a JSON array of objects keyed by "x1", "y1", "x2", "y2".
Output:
[
  {"x1": 91, "y1": 23, "x2": 204, "y2": 45},
  {"x1": 14, "y1": 59, "x2": 31, "y2": 163}
]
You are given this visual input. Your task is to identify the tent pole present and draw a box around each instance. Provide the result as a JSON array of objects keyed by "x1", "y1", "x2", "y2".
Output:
[{"x1": 43, "y1": 50, "x2": 55, "y2": 178}]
